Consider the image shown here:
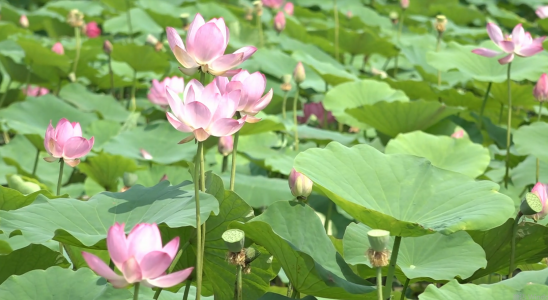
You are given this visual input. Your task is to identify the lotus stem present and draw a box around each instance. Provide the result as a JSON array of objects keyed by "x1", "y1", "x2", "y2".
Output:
[
  {"x1": 504, "y1": 63, "x2": 512, "y2": 188},
  {"x1": 235, "y1": 265, "x2": 243, "y2": 300},
  {"x1": 108, "y1": 53, "x2": 114, "y2": 96},
  {"x1": 333, "y1": 0, "x2": 339, "y2": 62},
  {"x1": 293, "y1": 85, "x2": 300, "y2": 151},
  {"x1": 133, "y1": 282, "x2": 140, "y2": 300},
  {"x1": 222, "y1": 155, "x2": 228, "y2": 173},
  {"x1": 537, "y1": 102, "x2": 544, "y2": 182},
  {"x1": 129, "y1": 70, "x2": 137, "y2": 112},
  {"x1": 478, "y1": 82, "x2": 492, "y2": 130},
  {"x1": 57, "y1": 159, "x2": 64, "y2": 196},
  {"x1": 126, "y1": 0, "x2": 134, "y2": 41},
  {"x1": 229, "y1": 129, "x2": 240, "y2": 191},
  {"x1": 400, "y1": 278, "x2": 410, "y2": 300},
  {"x1": 32, "y1": 148, "x2": 40, "y2": 176},
  {"x1": 72, "y1": 27, "x2": 81, "y2": 76},
  {"x1": 324, "y1": 201, "x2": 333, "y2": 233},
  {"x1": 153, "y1": 288, "x2": 161, "y2": 300},
  {"x1": 194, "y1": 142, "x2": 203, "y2": 300},
  {"x1": 509, "y1": 211, "x2": 523, "y2": 278},
  {"x1": 0, "y1": 78, "x2": 12, "y2": 108},
  {"x1": 182, "y1": 279, "x2": 192, "y2": 300},
  {"x1": 256, "y1": 11, "x2": 264, "y2": 48},
  {"x1": 383, "y1": 236, "x2": 402, "y2": 299},
  {"x1": 394, "y1": 10, "x2": 405, "y2": 78},
  {"x1": 282, "y1": 91, "x2": 289, "y2": 119},
  {"x1": 436, "y1": 31, "x2": 443, "y2": 88},
  {"x1": 376, "y1": 266, "x2": 383, "y2": 300}
]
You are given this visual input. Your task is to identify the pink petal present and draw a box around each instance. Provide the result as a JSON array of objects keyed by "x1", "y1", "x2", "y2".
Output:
[
  {"x1": 186, "y1": 13, "x2": 206, "y2": 56},
  {"x1": 193, "y1": 128, "x2": 210, "y2": 142},
  {"x1": 63, "y1": 136, "x2": 93, "y2": 159},
  {"x1": 242, "y1": 72, "x2": 267, "y2": 107},
  {"x1": 209, "y1": 117, "x2": 247, "y2": 137},
  {"x1": 511, "y1": 24, "x2": 525, "y2": 46},
  {"x1": 166, "y1": 112, "x2": 193, "y2": 133},
  {"x1": 244, "y1": 115, "x2": 262, "y2": 123},
  {"x1": 107, "y1": 223, "x2": 128, "y2": 270},
  {"x1": 224, "y1": 69, "x2": 243, "y2": 77},
  {"x1": 121, "y1": 256, "x2": 142, "y2": 283},
  {"x1": 183, "y1": 79, "x2": 204, "y2": 104},
  {"x1": 72, "y1": 122, "x2": 82, "y2": 137},
  {"x1": 211, "y1": 18, "x2": 229, "y2": 46},
  {"x1": 178, "y1": 66, "x2": 200, "y2": 76},
  {"x1": 166, "y1": 27, "x2": 186, "y2": 52},
  {"x1": 533, "y1": 36, "x2": 547, "y2": 46},
  {"x1": 209, "y1": 53, "x2": 244, "y2": 76},
  {"x1": 486, "y1": 22, "x2": 503, "y2": 44},
  {"x1": 139, "y1": 251, "x2": 173, "y2": 279},
  {"x1": 211, "y1": 92, "x2": 239, "y2": 122},
  {"x1": 192, "y1": 23, "x2": 226, "y2": 64},
  {"x1": 184, "y1": 101, "x2": 212, "y2": 129},
  {"x1": 517, "y1": 44, "x2": 544, "y2": 57},
  {"x1": 498, "y1": 40, "x2": 515, "y2": 53},
  {"x1": 498, "y1": 53, "x2": 514, "y2": 64},
  {"x1": 472, "y1": 48, "x2": 502, "y2": 57},
  {"x1": 231, "y1": 69, "x2": 250, "y2": 82},
  {"x1": 82, "y1": 252, "x2": 128, "y2": 288},
  {"x1": 127, "y1": 223, "x2": 163, "y2": 262},
  {"x1": 247, "y1": 88, "x2": 273, "y2": 115},
  {"x1": 55, "y1": 118, "x2": 74, "y2": 153},
  {"x1": 44, "y1": 121, "x2": 55, "y2": 156},
  {"x1": 143, "y1": 267, "x2": 194, "y2": 288},
  {"x1": 166, "y1": 86, "x2": 184, "y2": 118},
  {"x1": 64, "y1": 158, "x2": 81, "y2": 167},
  {"x1": 174, "y1": 46, "x2": 199, "y2": 69},
  {"x1": 162, "y1": 237, "x2": 179, "y2": 259},
  {"x1": 213, "y1": 76, "x2": 230, "y2": 94},
  {"x1": 233, "y1": 46, "x2": 257, "y2": 61}
]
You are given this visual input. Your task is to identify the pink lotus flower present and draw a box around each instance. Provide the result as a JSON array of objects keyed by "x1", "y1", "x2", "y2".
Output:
[
  {"x1": 218, "y1": 135, "x2": 234, "y2": 156},
  {"x1": 43, "y1": 118, "x2": 94, "y2": 167},
  {"x1": 262, "y1": 0, "x2": 283, "y2": 9},
  {"x1": 401, "y1": 0, "x2": 409, "y2": 9},
  {"x1": 297, "y1": 102, "x2": 335, "y2": 125},
  {"x1": 534, "y1": 73, "x2": 548, "y2": 102},
  {"x1": 166, "y1": 79, "x2": 246, "y2": 142},
  {"x1": 525, "y1": 183, "x2": 548, "y2": 221},
  {"x1": 284, "y1": 2, "x2": 294, "y2": 15},
  {"x1": 472, "y1": 23, "x2": 546, "y2": 65},
  {"x1": 19, "y1": 15, "x2": 29, "y2": 28},
  {"x1": 51, "y1": 42, "x2": 64, "y2": 55},
  {"x1": 85, "y1": 21, "x2": 101, "y2": 38},
  {"x1": 166, "y1": 14, "x2": 257, "y2": 76},
  {"x1": 451, "y1": 129, "x2": 465, "y2": 138},
  {"x1": 22, "y1": 86, "x2": 49, "y2": 97},
  {"x1": 82, "y1": 223, "x2": 193, "y2": 288},
  {"x1": 289, "y1": 168, "x2": 313, "y2": 199},
  {"x1": 537, "y1": 6, "x2": 548, "y2": 19},
  {"x1": 274, "y1": 11, "x2": 286, "y2": 34},
  {"x1": 148, "y1": 76, "x2": 185, "y2": 107}
]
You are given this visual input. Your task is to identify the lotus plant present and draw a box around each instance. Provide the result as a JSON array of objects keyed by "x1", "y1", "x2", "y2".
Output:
[
  {"x1": 51, "y1": 42, "x2": 64, "y2": 55},
  {"x1": 166, "y1": 14, "x2": 257, "y2": 76},
  {"x1": 85, "y1": 21, "x2": 101, "y2": 38},
  {"x1": 44, "y1": 118, "x2": 94, "y2": 169},
  {"x1": 284, "y1": 2, "x2": 294, "y2": 15},
  {"x1": 82, "y1": 223, "x2": 193, "y2": 297},
  {"x1": 293, "y1": 62, "x2": 305, "y2": 150},
  {"x1": 148, "y1": 76, "x2": 185, "y2": 107},
  {"x1": 218, "y1": 135, "x2": 234, "y2": 173},
  {"x1": 274, "y1": 11, "x2": 286, "y2": 34},
  {"x1": 19, "y1": 15, "x2": 29, "y2": 28}
]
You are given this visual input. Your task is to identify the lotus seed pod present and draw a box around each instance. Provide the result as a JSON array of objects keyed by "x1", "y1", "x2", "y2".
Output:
[
  {"x1": 123, "y1": 172, "x2": 138, "y2": 188},
  {"x1": 66, "y1": 9, "x2": 84, "y2": 27},
  {"x1": 389, "y1": 11, "x2": 399, "y2": 25},
  {"x1": 293, "y1": 62, "x2": 306, "y2": 84},
  {"x1": 521, "y1": 192, "x2": 543, "y2": 216},
  {"x1": 222, "y1": 229, "x2": 245, "y2": 253},
  {"x1": 367, "y1": 229, "x2": 390, "y2": 252},
  {"x1": 245, "y1": 247, "x2": 261, "y2": 263},
  {"x1": 435, "y1": 15, "x2": 447, "y2": 33}
]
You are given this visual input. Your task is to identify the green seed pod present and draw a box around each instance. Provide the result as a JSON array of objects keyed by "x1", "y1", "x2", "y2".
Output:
[
  {"x1": 367, "y1": 229, "x2": 390, "y2": 252},
  {"x1": 222, "y1": 229, "x2": 245, "y2": 253},
  {"x1": 123, "y1": 172, "x2": 138, "y2": 188},
  {"x1": 520, "y1": 192, "x2": 543, "y2": 215}
]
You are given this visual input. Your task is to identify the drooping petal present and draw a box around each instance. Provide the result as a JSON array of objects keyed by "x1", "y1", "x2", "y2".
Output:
[
  {"x1": 178, "y1": 66, "x2": 200, "y2": 76},
  {"x1": 139, "y1": 251, "x2": 173, "y2": 279},
  {"x1": 209, "y1": 117, "x2": 247, "y2": 137},
  {"x1": 64, "y1": 158, "x2": 81, "y2": 167},
  {"x1": 498, "y1": 53, "x2": 514, "y2": 64},
  {"x1": 243, "y1": 115, "x2": 261, "y2": 123},
  {"x1": 193, "y1": 128, "x2": 210, "y2": 142},
  {"x1": 82, "y1": 252, "x2": 128, "y2": 288},
  {"x1": 107, "y1": 223, "x2": 128, "y2": 270},
  {"x1": 209, "y1": 53, "x2": 244, "y2": 76},
  {"x1": 486, "y1": 22, "x2": 503, "y2": 44},
  {"x1": 166, "y1": 112, "x2": 193, "y2": 133},
  {"x1": 121, "y1": 256, "x2": 142, "y2": 283},
  {"x1": 192, "y1": 23, "x2": 226, "y2": 64},
  {"x1": 43, "y1": 156, "x2": 58, "y2": 163},
  {"x1": 166, "y1": 27, "x2": 186, "y2": 52},
  {"x1": 184, "y1": 101, "x2": 213, "y2": 129},
  {"x1": 223, "y1": 69, "x2": 243, "y2": 77},
  {"x1": 498, "y1": 40, "x2": 515, "y2": 53},
  {"x1": 162, "y1": 237, "x2": 180, "y2": 259},
  {"x1": 127, "y1": 223, "x2": 163, "y2": 262},
  {"x1": 471, "y1": 48, "x2": 502, "y2": 57},
  {"x1": 247, "y1": 88, "x2": 273, "y2": 115},
  {"x1": 143, "y1": 267, "x2": 194, "y2": 288},
  {"x1": 186, "y1": 13, "x2": 206, "y2": 56},
  {"x1": 517, "y1": 43, "x2": 545, "y2": 57},
  {"x1": 63, "y1": 137, "x2": 93, "y2": 159},
  {"x1": 233, "y1": 46, "x2": 257, "y2": 61},
  {"x1": 511, "y1": 23, "x2": 525, "y2": 47},
  {"x1": 173, "y1": 46, "x2": 199, "y2": 69}
]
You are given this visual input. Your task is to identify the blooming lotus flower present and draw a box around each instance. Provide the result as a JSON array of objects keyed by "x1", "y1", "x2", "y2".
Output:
[
  {"x1": 472, "y1": 23, "x2": 546, "y2": 65},
  {"x1": 82, "y1": 223, "x2": 193, "y2": 288},
  {"x1": 166, "y1": 14, "x2": 257, "y2": 76},
  {"x1": 525, "y1": 183, "x2": 548, "y2": 221},
  {"x1": 262, "y1": 0, "x2": 283, "y2": 9},
  {"x1": 43, "y1": 118, "x2": 94, "y2": 167},
  {"x1": 537, "y1": 6, "x2": 548, "y2": 19},
  {"x1": 534, "y1": 73, "x2": 548, "y2": 102},
  {"x1": 148, "y1": 76, "x2": 185, "y2": 107},
  {"x1": 85, "y1": 21, "x2": 101, "y2": 38},
  {"x1": 274, "y1": 11, "x2": 286, "y2": 34},
  {"x1": 451, "y1": 129, "x2": 465, "y2": 139},
  {"x1": 51, "y1": 42, "x2": 64, "y2": 55},
  {"x1": 289, "y1": 168, "x2": 313, "y2": 200},
  {"x1": 218, "y1": 135, "x2": 234, "y2": 156},
  {"x1": 22, "y1": 86, "x2": 49, "y2": 97},
  {"x1": 284, "y1": 2, "x2": 294, "y2": 15},
  {"x1": 297, "y1": 102, "x2": 335, "y2": 125},
  {"x1": 401, "y1": 0, "x2": 409, "y2": 9},
  {"x1": 19, "y1": 15, "x2": 29, "y2": 28},
  {"x1": 166, "y1": 79, "x2": 246, "y2": 142}
]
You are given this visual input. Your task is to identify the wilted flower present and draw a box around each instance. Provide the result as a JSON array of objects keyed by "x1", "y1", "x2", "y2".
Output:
[
  {"x1": 293, "y1": 62, "x2": 306, "y2": 84},
  {"x1": 165, "y1": 79, "x2": 246, "y2": 142},
  {"x1": 82, "y1": 223, "x2": 194, "y2": 288},
  {"x1": 451, "y1": 129, "x2": 465, "y2": 138},
  {"x1": 148, "y1": 76, "x2": 185, "y2": 107},
  {"x1": 218, "y1": 135, "x2": 234, "y2": 156},
  {"x1": 22, "y1": 86, "x2": 49, "y2": 97},
  {"x1": 537, "y1": 6, "x2": 548, "y2": 19},
  {"x1": 274, "y1": 11, "x2": 286, "y2": 34},
  {"x1": 401, "y1": 0, "x2": 409, "y2": 9},
  {"x1": 281, "y1": 74, "x2": 292, "y2": 92},
  {"x1": 66, "y1": 9, "x2": 84, "y2": 27},
  {"x1": 284, "y1": 2, "x2": 294, "y2": 15},
  {"x1": 43, "y1": 118, "x2": 94, "y2": 167},
  {"x1": 534, "y1": 73, "x2": 548, "y2": 102},
  {"x1": 525, "y1": 183, "x2": 548, "y2": 221},
  {"x1": 19, "y1": 15, "x2": 29, "y2": 28},
  {"x1": 289, "y1": 168, "x2": 313, "y2": 200},
  {"x1": 435, "y1": 15, "x2": 447, "y2": 33},
  {"x1": 166, "y1": 13, "x2": 257, "y2": 76},
  {"x1": 262, "y1": 0, "x2": 282, "y2": 9},
  {"x1": 298, "y1": 102, "x2": 335, "y2": 125},
  {"x1": 51, "y1": 42, "x2": 64, "y2": 55},
  {"x1": 472, "y1": 23, "x2": 546, "y2": 65},
  {"x1": 85, "y1": 21, "x2": 101, "y2": 38}
]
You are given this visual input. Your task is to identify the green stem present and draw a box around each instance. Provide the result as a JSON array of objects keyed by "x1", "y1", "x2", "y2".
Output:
[
  {"x1": 109, "y1": 259, "x2": 114, "y2": 270},
  {"x1": 394, "y1": 10, "x2": 405, "y2": 78},
  {"x1": 229, "y1": 130, "x2": 240, "y2": 191},
  {"x1": 293, "y1": 85, "x2": 300, "y2": 151},
  {"x1": 32, "y1": 148, "x2": 40, "y2": 176},
  {"x1": 333, "y1": 0, "x2": 339, "y2": 62},
  {"x1": 182, "y1": 279, "x2": 192, "y2": 300},
  {"x1": 400, "y1": 278, "x2": 410, "y2": 300},
  {"x1": 377, "y1": 267, "x2": 383, "y2": 300},
  {"x1": 537, "y1": 102, "x2": 544, "y2": 183},
  {"x1": 504, "y1": 63, "x2": 512, "y2": 188},
  {"x1": 194, "y1": 142, "x2": 203, "y2": 300},
  {"x1": 256, "y1": 12, "x2": 263, "y2": 48},
  {"x1": 126, "y1": 0, "x2": 134, "y2": 41},
  {"x1": 498, "y1": 102, "x2": 504, "y2": 125},
  {"x1": 55, "y1": 78, "x2": 62, "y2": 96},
  {"x1": 57, "y1": 159, "x2": 64, "y2": 196},
  {"x1": 129, "y1": 70, "x2": 137, "y2": 112},
  {"x1": 133, "y1": 282, "x2": 140, "y2": 300},
  {"x1": 290, "y1": 286, "x2": 299, "y2": 299},
  {"x1": 235, "y1": 265, "x2": 243, "y2": 300},
  {"x1": 383, "y1": 236, "x2": 402, "y2": 299},
  {"x1": 222, "y1": 155, "x2": 228, "y2": 173},
  {"x1": 282, "y1": 91, "x2": 289, "y2": 119},
  {"x1": 509, "y1": 211, "x2": 523, "y2": 278},
  {"x1": 436, "y1": 32, "x2": 443, "y2": 88},
  {"x1": 108, "y1": 54, "x2": 114, "y2": 96},
  {"x1": 153, "y1": 288, "x2": 161, "y2": 300},
  {"x1": 324, "y1": 201, "x2": 333, "y2": 233},
  {"x1": 25, "y1": 65, "x2": 32, "y2": 89},
  {"x1": 0, "y1": 79, "x2": 12, "y2": 108},
  {"x1": 72, "y1": 27, "x2": 81, "y2": 76},
  {"x1": 478, "y1": 82, "x2": 493, "y2": 130}
]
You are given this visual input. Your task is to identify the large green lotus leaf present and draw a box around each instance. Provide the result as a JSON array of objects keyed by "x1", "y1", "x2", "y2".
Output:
[
  {"x1": 513, "y1": 122, "x2": 548, "y2": 162},
  {"x1": 16, "y1": 38, "x2": 71, "y2": 73},
  {"x1": 323, "y1": 80, "x2": 408, "y2": 129},
  {"x1": 291, "y1": 50, "x2": 358, "y2": 86},
  {"x1": 0, "y1": 95, "x2": 98, "y2": 135},
  {"x1": 264, "y1": 143, "x2": 317, "y2": 176},
  {"x1": 0, "y1": 181, "x2": 219, "y2": 248},
  {"x1": 493, "y1": 267, "x2": 548, "y2": 289},
  {"x1": 0, "y1": 186, "x2": 58, "y2": 211},
  {"x1": 0, "y1": 267, "x2": 133, "y2": 300},
  {"x1": 0, "y1": 244, "x2": 69, "y2": 285},
  {"x1": 83, "y1": 120, "x2": 122, "y2": 151},
  {"x1": 385, "y1": 131, "x2": 490, "y2": 178},
  {"x1": 0, "y1": 56, "x2": 48, "y2": 86},
  {"x1": 136, "y1": 165, "x2": 192, "y2": 187},
  {"x1": 420, "y1": 279, "x2": 548, "y2": 300},
  {"x1": 102, "y1": 121, "x2": 195, "y2": 165},
  {"x1": 297, "y1": 125, "x2": 357, "y2": 145},
  {"x1": 220, "y1": 173, "x2": 293, "y2": 208},
  {"x1": 138, "y1": 0, "x2": 186, "y2": 28},
  {"x1": 231, "y1": 201, "x2": 376, "y2": 299},
  {"x1": 428, "y1": 3, "x2": 484, "y2": 25},
  {"x1": 465, "y1": 219, "x2": 548, "y2": 281},
  {"x1": 59, "y1": 83, "x2": 129, "y2": 122},
  {"x1": 110, "y1": 43, "x2": 169, "y2": 73},
  {"x1": 77, "y1": 152, "x2": 139, "y2": 192},
  {"x1": 103, "y1": 8, "x2": 163, "y2": 35},
  {"x1": 346, "y1": 100, "x2": 464, "y2": 138},
  {"x1": 511, "y1": 156, "x2": 548, "y2": 188},
  {"x1": 294, "y1": 143, "x2": 514, "y2": 237},
  {"x1": 343, "y1": 223, "x2": 486, "y2": 281},
  {"x1": 240, "y1": 115, "x2": 286, "y2": 136},
  {"x1": 427, "y1": 42, "x2": 548, "y2": 83}
]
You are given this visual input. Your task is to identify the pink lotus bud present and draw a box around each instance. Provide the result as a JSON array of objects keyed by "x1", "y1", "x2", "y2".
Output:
[
  {"x1": 534, "y1": 73, "x2": 548, "y2": 102},
  {"x1": 451, "y1": 129, "x2": 464, "y2": 138},
  {"x1": 82, "y1": 223, "x2": 194, "y2": 288},
  {"x1": 262, "y1": 0, "x2": 283, "y2": 9},
  {"x1": 525, "y1": 183, "x2": 548, "y2": 221},
  {"x1": 103, "y1": 40, "x2": 113, "y2": 54},
  {"x1": 284, "y1": 2, "x2": 294, "y2": 15},
  {"x1": 19, "y1": 15, "x2": 29, "y2": 28},
  {"x1": 537, "y1": 6, "x2": 548, "y2": 19},
  {"x1": 160, "y1": 174, "x2": 168, "y2": 182},
  {"x1": 218, "y1": 135, "x2": 234, "y2": 156},
  {"x1": 140, "y1": 148, "x2": 153, "y2": 160},
  {"x1": 274, "y1": 11, "x2": 286, "y2": 34},
  {"x1": 293, "y1": 62, "x2": 306, "y2": 84},
  {"x1": 51, "y1": 42, "x2": 64, "y2": 55},
  {"x1": 289, "y1": 168, "x2": 313, "y2": 200},
  {"x1": 401, "y1": 0, "x2": 409, "y2": 9},
  {"x1": 43, "y1": 118, "x2": 94, "y2": 167},
  {"x1": 346, "y1": 11, "x2": 353, "y2": 19},
  {"x1": 22, "y1": 86, "x2": 49, "y2": 97},
  {"x1": 85, "y1": 21, "x2": 101, "y2": 38}
]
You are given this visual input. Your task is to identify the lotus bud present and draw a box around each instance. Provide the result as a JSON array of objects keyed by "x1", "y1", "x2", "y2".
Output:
[
  {"x1": 68, "y1": 72, "x2": 76, "y2": 82},
  {"x1": 435, "y1": 15, "x2": 447, "y2": 34},
  {"x1": 293, "y1": 62, "x2": 306, "y2": 84},
  {"x1": 51, "y1": 42, "x2": 64, "y2": 55},
  {"x1": 400, "y1": 0, "x2": 409, "y2": 9},
  {"x1": 218, "y1": 135, "x2": 234, "y2": 156},
  {"x1": 284, "y1": 2, "x2": 294, "y2": 15},
  {"x1": 103, "y1": 40, "x2": 113, "y2": 55},
  {"x1": 366, "y1": 229, "x2": 391, "y2": 267},
  {"x1": 451, "y1": 129, "x2": 464, "y2": 138},
  {"x1": 281, "y1": 74, "x2": 292, "y2": 91},
  {"x1": 274, "y1": 11, "x2": 286, "y2": 34},
  {"x1": 534, "y1": 73, "x2": 548, "y2": 102},
  {"x1": 253, "y1": 1, "x2": 263, "y2": 16},
  {"x1": 146, "y1": 34, "x2": 159, "y2": 45},
  {"x1": 243, "y1": 246, "x2": 261, "y2": 274},
  {"x1": 66, "y1": 9, "x2": 84, "y2": 27},
  {"x1": 389, "y1": 11, "x2": 399, "y2": 25},
  {"x1": 160, "y1": 174, "x2": 168, "y2": 182},
  {"x1": 180, "y1": 13, "x2": 190, "y2": 31},
  {"x1": 289, "y1": 168, "x2": 313, "y2": 200},
  {"x1": 19, "y1": 15, "x2": 29, "y2": 28},
  {"x1": 123, "y1": 172, "x2": 138, "y2": 188}
]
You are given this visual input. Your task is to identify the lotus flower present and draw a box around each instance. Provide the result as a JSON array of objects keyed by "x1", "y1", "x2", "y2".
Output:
[
  {"x1": 534, "y1": 73, "x2": 548, "y2": 102},
  {"x1": 148, "y1": 76, "x2": 185, "y2": 107},
  {"x1": 166, "y1": 14, "x2": 257, "y2": 76},
  {"x1": 22, "y1": 86, "x2": 49, "y2": 97},
  {"x1": 51, "y1": 42, "x2": 64, "y2": 55},
  {"x1": 274, "y1": 11, "x2": 286, "y2": 34},
  {"x1": 43, "y1": 118, "x2": 94, "y2": 167},
  {"x1": 472, "y1": 23, "x2": 546, "y2": 65},
  {"x1": 166, "y1": 79, "x2": 246, "y2": 142},
  {"x1": 537, "y1": 6, "x2": 548, "y2": 19},
  {"x1": 284, "y1": 2, "x2": 294, "y2": 15},
  {"x1": 262, "y1": 0, "x2": 283, "y2": 9},
  {"x1": 289, "y1": 168, "x2": 313, "y2": 199},
  {"x1": 214, "y1": 71, "x2": 272, "y2": 122},
  {"x1": 451, "y1": 129, "x2": 465, "y2": 138},
  {"x1": 85, "y1": 21, "x2": 101, "y2": 38},
  {"x1": 218, "y1": 135, "x2": 234, "y2": 156},
  {"x1": 19, "y1": 15, "x2": 29, "y2": 28},
  {"x1": 525, "y1": 183, "x2": 548, "y2": 221},
  {"x1": 297, "y1": 102, "x2": 335, "y2": 125},
  {"x1": 82, "y1": 223, "x2": 193, "y2": 288}
]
